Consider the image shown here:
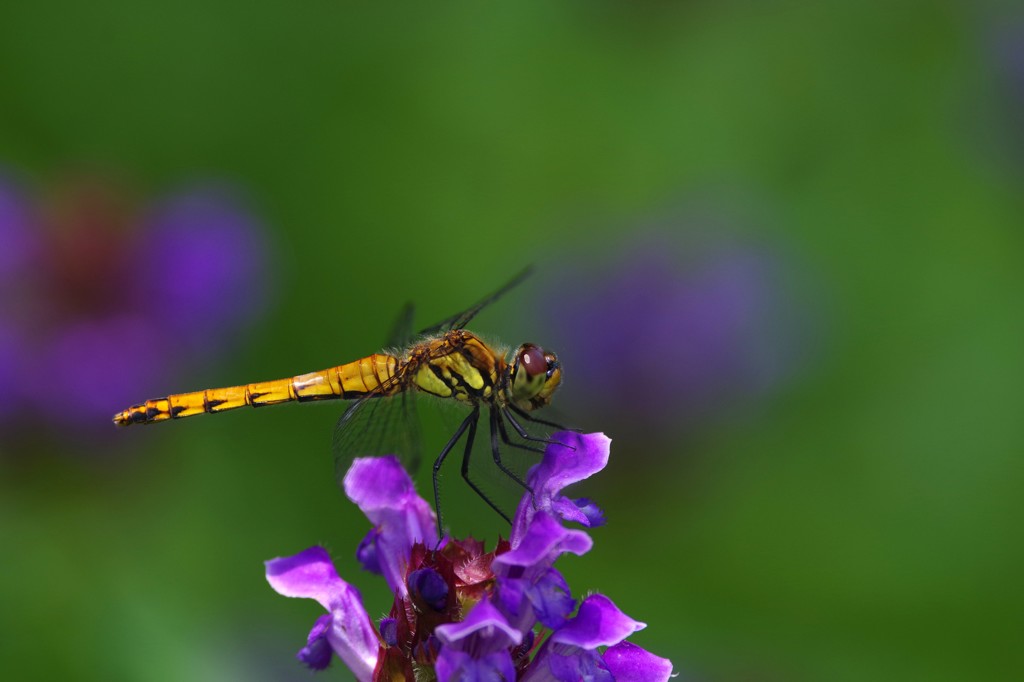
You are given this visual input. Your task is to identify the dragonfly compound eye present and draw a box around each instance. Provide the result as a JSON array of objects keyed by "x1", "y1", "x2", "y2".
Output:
[
  {"x1": 520, "y1": 345, "x2": 548, "y2": 378},
  {"x1": 510, "y1": 344, "x2": 562, "y2": 408}
]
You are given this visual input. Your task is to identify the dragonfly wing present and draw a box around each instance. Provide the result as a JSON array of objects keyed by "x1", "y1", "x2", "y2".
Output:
[
  {"x1": 331, "y1": 299, "x2": 422, "y2": 483},
  {"x1": 418, "y1": 266, "x2": 534, "y2": 336},
  {"x1": 333, "y1": 386, "x2": 422, "y2": 486},
  {"x1": 386, "y1": 301, "x2": 417, "y2": 350}
]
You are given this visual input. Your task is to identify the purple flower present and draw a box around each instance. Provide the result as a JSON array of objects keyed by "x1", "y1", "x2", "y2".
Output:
[
  {"x1": 135, "y1": 188, "x2": 266, "y2": 350},
  {"x1": 0, "y1": 173, "x2": 36, "y2": 423},
  {"x1": 603, "y1": 641, "x2": 677, "y2": 682},
  {"x1": 265, "y1": 546, "x2": 379, "y2": 679},
  {"x1": 25, "y1": 316, "x2": 167, "y2": 429},
  {"x1": 408, "y1": 567, "x2": 450, "y2": 612},
  {"x1": 0, "y1": 323, "x2": 24, "y2": 423},
  {"x1": 523, "y1": 594, "x2": 645, "y2": 682},
  {"x1": 0, "y1": 172, "x2": 35, "y2": 284},
  {"x1": 435, "y1": 599, "x2": 521, "y2": 682},
  {"x1": 267, "y1": 435, "x2": 674, "y2": 681},
  {"x1": 509, "y1": 431, "x2": 610, "y2": 547},
  {"x1": 542, "y1": 229, "x2": 812, "y2": 438},
  {"x1": 493, "y1": 512, "x2": 591, "y2": 633},
  {"x1": 993, "y1": 18, "x2": 1024, "y2": 109},
  {"x1": 990, "y1": 16, "x2": 1024, "y2": 165},
  {"x1": 0, "y1": 173, "x2": 267, "y2": 438},
  {"x1": 342, "y1": 455, "x2": 438, "y2": 598}
]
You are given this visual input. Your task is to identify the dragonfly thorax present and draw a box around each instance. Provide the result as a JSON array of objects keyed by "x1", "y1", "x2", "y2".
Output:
[
  {"x1": 409, "y1": 330, "x2": 503, "y2": 403},
  {"x1": 405, "y1": 332, "x2": 561, "y2": 412}
]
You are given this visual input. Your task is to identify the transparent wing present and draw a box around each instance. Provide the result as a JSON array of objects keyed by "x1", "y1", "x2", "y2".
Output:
[
  {"x1": 332, "y1": 302, "x2": 423, "y2": 484},
  {"x1": 418, "y1": 266, "x2": 533, "y2": 336},
  {"x1": 333, "y1": 384, "x2": 422, "y2": 486},
  {"x1": 386, "y1": 301, "x2": 417, "y2": 349}
]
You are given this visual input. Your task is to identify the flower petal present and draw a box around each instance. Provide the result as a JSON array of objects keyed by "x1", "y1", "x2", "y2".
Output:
[
  {"x1": 435, "y1": 598, "x2": 522, "y2": 654},
  {"x1": 603, "y1": 641, "x2": 675, "y2": 682},
  {"x1": 355, "y1": 528, "x2": 382, "y2": 575},
  {"x1": 548, "y1": 649, "x2": 613, "y2": 682},
  {"x1": 325, "y1": 608, "x2": 380, "y2": 682},
  {"x1": 494, "y1": 512, "x2": 592, "y2": 579},
  {"x1": 343, "y1": 455, "x2": 423, "y2": 516},
  {"x1": 296, "y1": 614, "x2": 334, "y2": 671},
  {"x1": 529, "y1": 432, "x2": 611, "y2": 500},
  {"x1": 435, "y1": 648, "x2": 517, "y2": 682},
  {"x1": 342, "y1": 456, "x2": 437, "y2": 596},
  {"x1": 265, "y1": 546, "x2": 347, "y2": 611},
  {"x1": 526, "y1": 569, "x2": 575, "y2": 629},
  {"x1": 551, "y1": 594, "x2": 645, "y2": 648},
  {"x1": 265, "y1": 546, "x2": 379, "y2": 681},
  {"x1": 408, "y1": 567, "x2": 449, "y2": 612},
  {"x1": 511, "y1": 432, "x2": 610, "y2": 546},
  {"x1": 550, "y1": 496, "x2": 606, "y2": 528},
  {"x1": 491, "y1": 512, "x2": 590, "y2": 636},
  {"x1": 494, "y1": 575, "x2": 530, "y2": 623},
  {"x1": 379, "y1": 617, "x2": 398, "y2": 647}
]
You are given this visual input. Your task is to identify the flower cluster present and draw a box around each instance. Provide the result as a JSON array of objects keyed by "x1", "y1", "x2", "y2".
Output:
[
  {"x1": 0, "y1": 172, "x2": 266, "y2": 438},
  {"x1": 266, "y1": 432, "x2": 673, "y2": 681}
]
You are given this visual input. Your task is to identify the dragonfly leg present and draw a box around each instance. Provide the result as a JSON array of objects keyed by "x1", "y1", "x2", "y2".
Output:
[
  {"x1": 502, "y1": 407, "x2": 573, "y2": 450},
  {"x1": 489, "y1": 409, "x2": 535, "y2": 496},
  {"x1": 507, "y1": 403, "x2": 581, "y2": 434},
  {"x1": 458, "y1": 409, "x2": 512, "y2": 526},
  {"x1": 496, "y1": 411, "x2": 544, "y2": 455},
  {"x1": 491, "y1": 410, "x2": 541, "y2": 509},
  {"x1": 432, "y1": 407, "x2": 478, "y2": 537}
]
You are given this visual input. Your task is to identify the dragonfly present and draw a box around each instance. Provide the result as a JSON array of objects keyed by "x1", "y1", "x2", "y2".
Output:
[{"x1": 113, "y1": 269, "x2": 567, "y2": 528}]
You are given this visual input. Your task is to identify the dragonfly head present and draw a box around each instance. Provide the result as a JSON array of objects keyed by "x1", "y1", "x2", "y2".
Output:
[{"x1": 508, "y1": 343, "x2": 562, "y2": 409}]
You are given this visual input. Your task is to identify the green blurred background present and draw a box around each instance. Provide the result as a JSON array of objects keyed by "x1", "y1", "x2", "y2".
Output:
[{"x1": 1, "y1": 0, "x2": 1022, "y2": 680}]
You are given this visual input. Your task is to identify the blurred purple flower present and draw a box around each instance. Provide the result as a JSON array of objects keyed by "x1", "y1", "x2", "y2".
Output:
[
  {"x1": 994, "y1": 19, "x2": 1024, "y2": 108},
  {"x1": 991, "y1": 17, "x2": 1024, "y2": 163},
  {"x1": 543, "y1": 230, "x2": 812, "y2": 436},
  {"x1": 0, "y1": 172, "x2": 268, "y2": 439},
  {"x1": 136, "y1": 190, "x2": 266, "y2": 350},
  {"x1": 266, "y1": 433, "x2": 674, "y2": 680},
  {"x1": 0, "y1": 173, "x2": 36, "y2": 284},
  {"x1": 0, "y1": 323, "x2": 24, "y2": 423}
]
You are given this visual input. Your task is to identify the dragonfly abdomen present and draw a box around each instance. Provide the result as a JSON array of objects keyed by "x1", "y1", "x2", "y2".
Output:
[{"x1": 112, "y1": 354, "x2": 399, "y2": 426}]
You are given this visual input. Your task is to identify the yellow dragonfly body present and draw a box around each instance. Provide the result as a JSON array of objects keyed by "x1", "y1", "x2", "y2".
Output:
[
  {"x1": 113, "y1": 329, "x2": 559, "y2": 426},
  {"x1": 113, "y1": 271, "x2": 565, "y2": 526}
]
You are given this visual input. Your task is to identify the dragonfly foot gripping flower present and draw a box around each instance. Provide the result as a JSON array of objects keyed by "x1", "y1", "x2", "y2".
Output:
[{"x1": 266, "y1": 432, "x2": 674, "y2": 681}]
